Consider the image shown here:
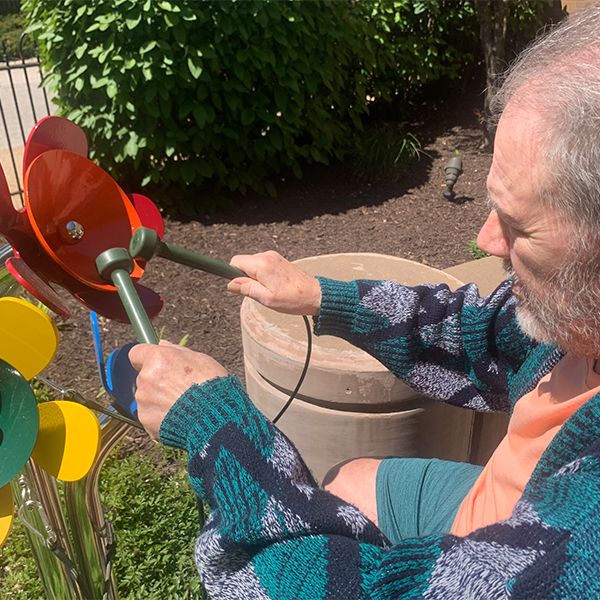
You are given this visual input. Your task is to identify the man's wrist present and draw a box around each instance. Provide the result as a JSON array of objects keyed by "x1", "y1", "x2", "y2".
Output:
[
  {"x1": 310, "y1": 278, "x2": 322, "y2": 316},
  {"x1": 159, "y1": 374, "x2": 239, "y2": 450}
]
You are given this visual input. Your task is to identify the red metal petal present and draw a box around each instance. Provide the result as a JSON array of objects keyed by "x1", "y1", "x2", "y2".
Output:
[
  {"x1": 0, "y1": 163, "x2": 18, "y2": 234},
  {"x1": 24, "y1": 150, "x2": 143, "y2": 291},
  {"x1": 22, "y1": 116, "x2": 88, "y2": 175},
  {"x1": 75, "y1": 284, "x2": 163, "y2": 323},
  {"x1": 129, "y1": 193, "x2": 165, "y2": 239},
  {"x1": 6, "y1": 256, "x2": 71, "y2": 318}
]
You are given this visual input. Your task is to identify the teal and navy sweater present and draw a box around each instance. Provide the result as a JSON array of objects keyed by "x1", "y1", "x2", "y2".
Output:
[{"x1": 160, "y1": 278, "x2": 600, "y2": 599}]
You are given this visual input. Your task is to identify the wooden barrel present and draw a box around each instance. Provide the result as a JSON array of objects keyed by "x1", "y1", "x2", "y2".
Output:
[{"x1": 241, "y1": 253, "x2": 475, "y2": 482}]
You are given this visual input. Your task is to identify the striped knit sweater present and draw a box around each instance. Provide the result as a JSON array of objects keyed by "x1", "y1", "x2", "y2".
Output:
[{"x1": 160, "y1": 278, "x2": 600, "y2": 599}]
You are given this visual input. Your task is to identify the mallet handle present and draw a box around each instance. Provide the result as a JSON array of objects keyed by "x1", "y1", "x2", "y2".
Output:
[
  {"x1": 157, "y1": 241, "x2": 245, "y2": 280},
  {"x1": 129, "y1": 226, "x2": 245, "y2": 280}
]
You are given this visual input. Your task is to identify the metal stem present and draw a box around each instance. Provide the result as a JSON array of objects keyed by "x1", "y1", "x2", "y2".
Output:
[{"x1": 110, "y1": 269, "x2": 159, "y2": 345}]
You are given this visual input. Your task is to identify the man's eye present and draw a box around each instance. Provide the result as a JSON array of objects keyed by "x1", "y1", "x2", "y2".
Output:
[{"x1": 499, "y1": 217, "x2": 522, "y2": 236}]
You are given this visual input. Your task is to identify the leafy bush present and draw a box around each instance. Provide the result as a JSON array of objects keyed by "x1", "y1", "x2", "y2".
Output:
[
  {"x1": 353, "y1": 122, "x2": 421, "y2": 181},
  {"x1": 22, "y1": 0, "x2": 382, "y2": 201},
  {"x1": 22, "y1": 0, "x2": 486, "y2": 206},
  {"x1": 0, "y1": 13, "x2": 35, "y2": 60},
  {"x1": 363, "y1": 0, "x2": 480, "y2": 104}
]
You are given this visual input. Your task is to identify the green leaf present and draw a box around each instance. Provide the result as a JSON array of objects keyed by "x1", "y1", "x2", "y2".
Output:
[
  {"x1": 173, "y1": 23, "x2": 186, "y2": 45},
  {"x1": 74, "y1": 44, "x2": 88, "y2": 60},
  {"x1": 159, "y1": 0, "x2": 181, "y2": 12},
  {"x1": 192, "y1": 105, "x2": 206, "y2": 128},
  {"x1": 187, "y1": 57, "x2": 202, "y2": 79},
  {"x1": 124, "y1": 133, "x2": 139, "y2": 157},
  {"x1": 106, "y1": 81, "x2": 118, "y2": 98},
  {"x1": 65, "y1": 65, "x2": 87, "y2": 83},
  {"x1": 140, "y1": 40, "x2": 157, "y2": 54},
  {"x1": 126, "y1": 15, "x2": 142, "y2": 30},
  {"x1": 241, "y1": 108, "x2": 254, "y2": 126}
]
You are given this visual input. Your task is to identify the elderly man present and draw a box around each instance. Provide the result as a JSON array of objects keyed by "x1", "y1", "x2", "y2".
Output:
[{"x1": 130, "y1": 7, "x2": 599, "y2": 599}]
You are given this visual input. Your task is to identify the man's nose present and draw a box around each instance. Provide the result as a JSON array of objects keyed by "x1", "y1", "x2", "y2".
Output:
[{"x1": 476, "y1": 211, "x2": 510, "y2": 258}]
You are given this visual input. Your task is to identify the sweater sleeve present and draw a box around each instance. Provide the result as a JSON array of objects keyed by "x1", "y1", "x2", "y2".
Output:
[
  {"x1": 314, "y1": 277, "x2": 535, "y2": 412},
  {"x1": 159, "y1": 376, "x2": 572, "y2": 600}
]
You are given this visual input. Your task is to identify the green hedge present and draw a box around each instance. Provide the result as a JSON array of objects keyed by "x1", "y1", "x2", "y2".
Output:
[
  {"x1": 365, "y1": 0, "x2": 479, "y2": 103},
  {"x1": 0, "y1": 12, "x2": 35, "y2": 60},
  {"x1": 23, "y1": 0, "x2": 480, "y2": 205}
]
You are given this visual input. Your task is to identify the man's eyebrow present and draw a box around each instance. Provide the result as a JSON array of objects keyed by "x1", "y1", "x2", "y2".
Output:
[{"x1": 486, "y1": 196, "x2": 521, "y2": 227}]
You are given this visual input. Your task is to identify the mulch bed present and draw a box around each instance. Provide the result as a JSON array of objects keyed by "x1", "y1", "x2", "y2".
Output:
[{"x1": 37, "y1": 87, "x2": 492, "y2": 454}]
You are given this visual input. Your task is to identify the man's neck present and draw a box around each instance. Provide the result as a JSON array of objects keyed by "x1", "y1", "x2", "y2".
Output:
[{"x1": 593, "y1": 359, "x2": 600, "y2": 375}]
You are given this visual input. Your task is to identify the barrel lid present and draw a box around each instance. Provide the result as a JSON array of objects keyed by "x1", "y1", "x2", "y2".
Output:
[{"x1": 241, "y1": 253, "x2": 464, "y2": 405}]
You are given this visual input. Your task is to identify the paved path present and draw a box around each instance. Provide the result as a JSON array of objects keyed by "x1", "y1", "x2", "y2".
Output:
[{"x1": 0, "y1": 59, "x2": 56, "y2": 195}]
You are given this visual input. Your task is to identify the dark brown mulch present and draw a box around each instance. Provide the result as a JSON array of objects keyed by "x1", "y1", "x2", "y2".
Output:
[{"x1": 39, "y1": 88, "x2": 492, "y2": 452}]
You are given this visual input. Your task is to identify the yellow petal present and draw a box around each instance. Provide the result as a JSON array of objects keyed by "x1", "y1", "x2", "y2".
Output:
[
  {"x1": 0, "y1": 297, "x2": 58, "y2": 380},
  {"x1": 32, "y1": 401, "x2": 100, "y2": 482},
  {"x1": 0, "y1": 484, "x2": 13, "y2": 546}
]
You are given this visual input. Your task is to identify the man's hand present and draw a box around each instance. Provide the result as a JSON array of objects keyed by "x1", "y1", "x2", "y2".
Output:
[
  {"x1": 227, "y1": 251, "x2": 321, "y2": 316},
  {"x1": 129, "y1": 341, "x2": 228, "y2": 439}
]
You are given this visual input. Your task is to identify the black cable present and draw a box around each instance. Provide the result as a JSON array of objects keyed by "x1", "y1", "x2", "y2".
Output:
[{"x1": 272, "y1": 315, "x2": 312, "y2": 424}]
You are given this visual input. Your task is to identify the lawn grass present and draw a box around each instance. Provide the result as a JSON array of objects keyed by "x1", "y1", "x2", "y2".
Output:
[{"x1": 0, "y1": 446, "x2": 206, "y2": 599}]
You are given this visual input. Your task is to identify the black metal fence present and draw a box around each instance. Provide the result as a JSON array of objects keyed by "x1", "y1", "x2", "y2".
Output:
[{"x1": 0, "y1": 34, "x2": 52, "y2": 201}]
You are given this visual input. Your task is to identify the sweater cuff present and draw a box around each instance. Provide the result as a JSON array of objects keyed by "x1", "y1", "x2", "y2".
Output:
[
  {"x1": 158, "y1": 375, "x2": 250, "y2": 451},
  {"x1": 314, "y1": 277, "x2": 361, "y2": 338}
]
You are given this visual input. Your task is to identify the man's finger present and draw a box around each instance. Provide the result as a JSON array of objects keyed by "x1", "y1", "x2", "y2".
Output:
[
  {"x1": 128, "y1": 343, "x2": 156, "y2": 370},
  {"x1": 229, "y1": 254, "x2": 264, "y2": 279},
  {"x1": 227, "y1": 277, "x2": 256, "y2": 295}
]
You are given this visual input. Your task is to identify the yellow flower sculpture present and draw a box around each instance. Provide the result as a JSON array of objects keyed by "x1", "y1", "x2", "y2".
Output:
[{"x1": 0, "y1": 297, "x2": 100, "y2": 546}]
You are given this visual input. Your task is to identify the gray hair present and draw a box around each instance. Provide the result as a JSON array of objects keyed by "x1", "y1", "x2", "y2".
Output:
[{"x1": 491, "y1": 5, "x2": 600, "y2": 242}]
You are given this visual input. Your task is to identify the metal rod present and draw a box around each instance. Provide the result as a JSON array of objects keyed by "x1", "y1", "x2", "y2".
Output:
[
  {"x1": 64, "y1": 419, "x2": 128, "y2": 600},
  {"x1": 0, "y1": 62, "x2": 40, "y2": 72},
  {"x1": 19, "y1": 32, "x2": 37, "y2": 123},
  {"x1": 36, "y1": 376, "x2": 143, "y2": 429},
  {"x1": 96, "y1": 247, "x2": 159, "y2": 345},
  {"x1": 37, "y1": 54, "x2": 51, "y2": 115},
  {"x1": 157, "y1": 240, "x2": 245, "y2": 280},
  {"x1": 129, "y1": 226, "x2": 245, "y2": 280},
  {"x1": 0, "y1": 82, "x2": 23, "y2": 201},
  {"x1": 3, "y1": 42, "x2": 27, "y2": 145},
  {"x1": 16, "y1": 470, "x2": 83, "y2": 599},
  {"x1": 111, "y1": 268, "x2": 159, "y2": 345},
  {"x1": 19, "y1": 51, "x2": 38, "y2": 123}
]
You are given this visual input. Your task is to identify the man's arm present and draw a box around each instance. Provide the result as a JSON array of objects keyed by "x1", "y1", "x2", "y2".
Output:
[
  {"x1": 228, "y1": 252, "x2": 534, "y2": 412},
  {"x1": 314, "y1": 277, "x2": 534, "y2": 412},
  {"x1": 157, "y1": 375, "x2": 581, "y2": 600}
]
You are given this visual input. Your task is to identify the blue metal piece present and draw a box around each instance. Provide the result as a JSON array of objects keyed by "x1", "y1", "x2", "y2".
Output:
[
  {"x1": 89, "y1": 312, "x2": 139, "y2": 421},
  {"x1": 90, "y1": 311, "x2": 110, "y2": 393},
  {"x1": 105, "y1": 343, "x2": 138, "y2": 420}
]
